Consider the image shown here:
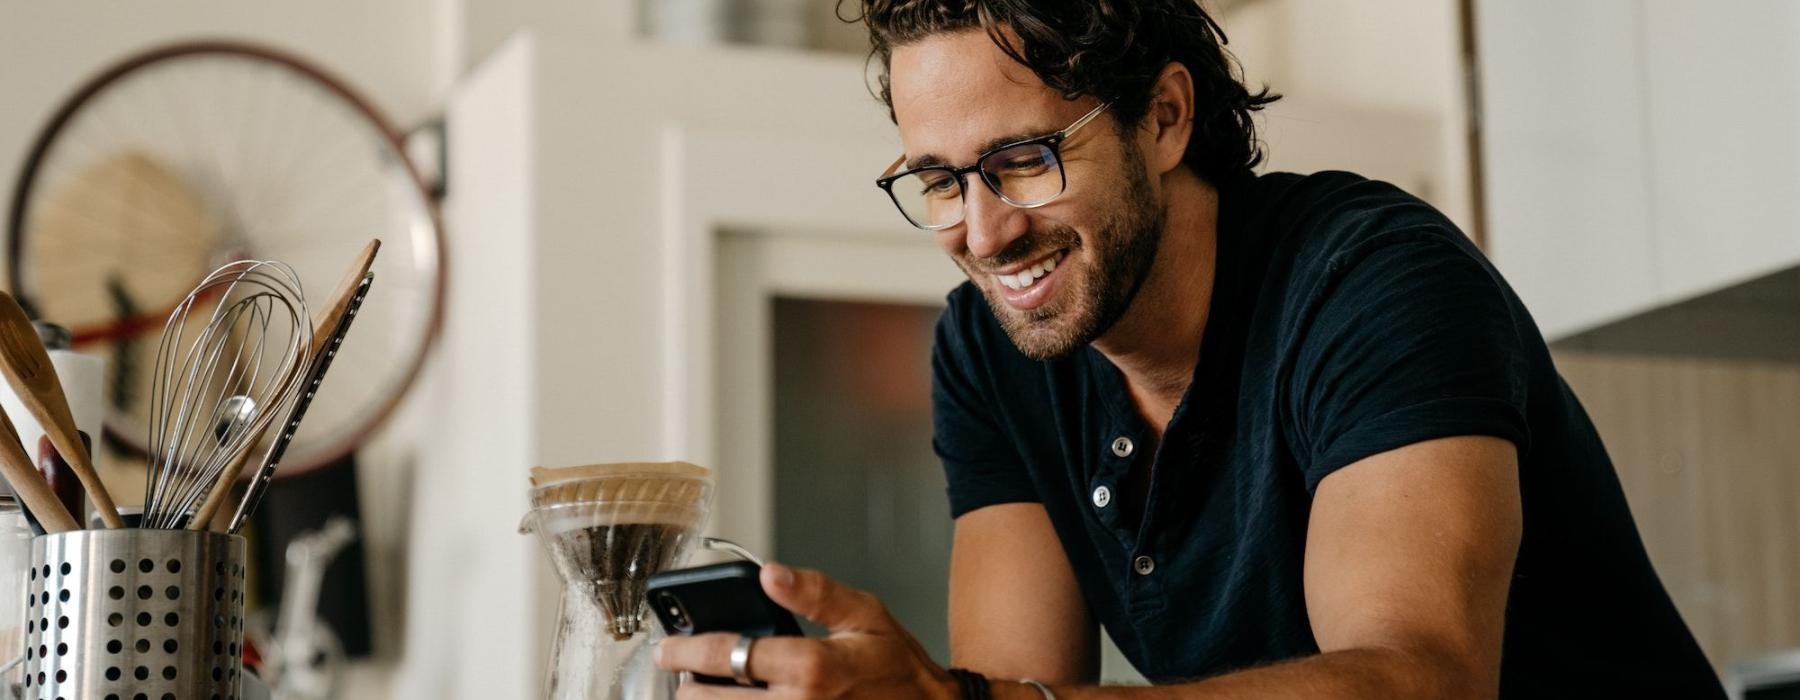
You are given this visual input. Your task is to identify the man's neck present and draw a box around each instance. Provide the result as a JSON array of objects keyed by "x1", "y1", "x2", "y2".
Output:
[{"x1": 1091, "y1": 168, "x2": 1219, "y2": 433}]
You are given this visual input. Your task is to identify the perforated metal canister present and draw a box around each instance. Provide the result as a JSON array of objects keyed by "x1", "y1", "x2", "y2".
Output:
[{"x1": 22, "y1": 529, "x2": 245, "y2": 699}]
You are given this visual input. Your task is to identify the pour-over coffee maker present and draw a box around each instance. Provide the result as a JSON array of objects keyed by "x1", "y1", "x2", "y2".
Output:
[{"x1": 521, "y1": 462, "x2": 713, "y2": 699}]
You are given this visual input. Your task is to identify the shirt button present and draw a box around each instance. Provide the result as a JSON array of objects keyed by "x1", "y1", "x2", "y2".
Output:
[
  {"x1": 1111, "y1": 437, "x2": 1134, "y2": 458},
  {"x1": 1091, "y1": 486, "x2": 1112, "y2": 509},
  {"x1": 1133, "y1": 555, "x2": 1156, "y2": 576}
]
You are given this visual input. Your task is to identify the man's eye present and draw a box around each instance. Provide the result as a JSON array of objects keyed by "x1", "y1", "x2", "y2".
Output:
[
  {"x1": 918, "y1": 175, "x2": 957, "y2": 197},
  {"x1": 998, "y1": 155, "x2": 1051, "y2": 174}
]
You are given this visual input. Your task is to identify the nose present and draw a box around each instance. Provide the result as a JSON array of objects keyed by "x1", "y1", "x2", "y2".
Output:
[{"x1": 959, "y1": 177, "x2": 1028, "y2": 260}]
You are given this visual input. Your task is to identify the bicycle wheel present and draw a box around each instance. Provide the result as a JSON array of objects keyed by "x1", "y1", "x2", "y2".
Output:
[{"x1": 7, "y1": 40, "x2": 445, "y2": 479}]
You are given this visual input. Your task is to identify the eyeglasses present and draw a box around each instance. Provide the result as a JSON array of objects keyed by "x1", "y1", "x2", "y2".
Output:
[{"x1": 876, "y1": 102, "x2": 1112, "y2": 231}]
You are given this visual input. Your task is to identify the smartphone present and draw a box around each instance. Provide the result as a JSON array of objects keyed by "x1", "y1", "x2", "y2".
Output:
[{"x1": 646, "y1": 561, "x2": 804, "y2": 686}]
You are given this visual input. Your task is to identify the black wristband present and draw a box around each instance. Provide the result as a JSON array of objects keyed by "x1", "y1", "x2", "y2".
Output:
[{"x1": 948, "y1": 668, "x2": 992, "y2": 700}]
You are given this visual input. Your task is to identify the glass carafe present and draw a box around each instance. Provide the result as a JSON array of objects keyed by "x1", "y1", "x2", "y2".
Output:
[
  {"x1": 0, "y1": 494, "x2": 31, "y2": 691},
  {"x1": 520, "y1": 468, "x2": 712, "y2": 699}
]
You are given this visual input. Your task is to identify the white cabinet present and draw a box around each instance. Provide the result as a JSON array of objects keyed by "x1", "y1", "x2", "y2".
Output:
[
  {"x1": 1642, "y1": 0, "x2": 1800, "y2": 302},
  {"x1": 1477, "y1": 0, "x2": 1659, "y2": 340},
  {"x1": 1479, "y1": 0, "x2": 1800, "y2": 339}
]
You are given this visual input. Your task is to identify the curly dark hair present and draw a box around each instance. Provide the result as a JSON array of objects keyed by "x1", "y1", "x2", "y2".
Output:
[{"x1": 840, "y1": 0, "x2": 1279, "y2": 186}]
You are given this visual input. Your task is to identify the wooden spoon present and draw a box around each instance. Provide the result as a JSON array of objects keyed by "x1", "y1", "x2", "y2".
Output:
[
  {"x1": 188, "y1": 239, "x2": 381, "y2": 530},
  {"x1": 0, "y1": 291, "x2": 123, "y2": 528},
  {"x1": 0, "y1": 402, "x2": 78, "y2": 532}
]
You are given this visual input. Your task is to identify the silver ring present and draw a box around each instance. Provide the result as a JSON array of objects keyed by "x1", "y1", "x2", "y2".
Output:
[{"x1": 729, "y1": 634, "x2": 757, "y2": 685}]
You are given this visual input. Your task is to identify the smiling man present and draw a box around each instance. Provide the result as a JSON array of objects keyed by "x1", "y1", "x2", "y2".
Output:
[{"x1": 656, "y1": 2, "x2": 1725, "y2": 697}]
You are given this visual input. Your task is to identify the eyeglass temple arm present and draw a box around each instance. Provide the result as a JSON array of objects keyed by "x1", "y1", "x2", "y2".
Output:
[
  {"x1": 878, "y1": 154, "x2": 907, "y2": 181},
  {"x1": 1063, "y1": 102, "x2": 1112, "y2": 137},
  {"x1": 877, "y1": 102, "x2": 1108, "y2": 182}
]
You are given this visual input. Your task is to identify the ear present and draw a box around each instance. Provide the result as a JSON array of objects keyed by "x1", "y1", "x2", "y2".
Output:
[{"x1": 1138, "y1": 62, "x2": 1196, "y2": 176}]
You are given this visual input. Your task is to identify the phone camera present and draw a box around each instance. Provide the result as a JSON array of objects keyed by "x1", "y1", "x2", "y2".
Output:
[{"x1": 656, "y1": 591, "x2": 693, "y2": 632}]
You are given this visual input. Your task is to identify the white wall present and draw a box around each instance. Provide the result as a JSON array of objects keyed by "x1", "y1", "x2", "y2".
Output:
[
  {"x1": 1223, "y1": 0, "x2": 1473, "y2": 231},
  {"x1": 1231, "y1": 0, "x2": 1461, "y2": 115},
  {"x1": 456, "y1": 0, "x2": 632, "y2": 71},
  {"x1": 1476, "y1": 0, "x2": 1659, "y2": 339},
  {"x1": 399, "y1": 34, "x2": 541, "y2": 697}
]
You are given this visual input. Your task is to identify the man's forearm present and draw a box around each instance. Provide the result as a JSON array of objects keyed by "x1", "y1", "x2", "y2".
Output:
[{"x1": 985, "y1": 646, "x2": 1487, "y2": 700}]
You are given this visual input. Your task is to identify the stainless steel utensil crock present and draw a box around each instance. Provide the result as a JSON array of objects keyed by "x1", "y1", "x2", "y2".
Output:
[{"x1": 22, "y1": 528, "x2": 245, "y2": 699}]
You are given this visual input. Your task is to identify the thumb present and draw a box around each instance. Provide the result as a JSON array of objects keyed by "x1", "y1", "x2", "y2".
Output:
[{"x1": 762, "y1": 561, "x2": 892, "y2": 633}]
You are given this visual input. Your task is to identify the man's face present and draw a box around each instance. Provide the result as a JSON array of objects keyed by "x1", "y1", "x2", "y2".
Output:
[{"x1": 890, "y1": 30, "x2": 1166, "y2": 361}]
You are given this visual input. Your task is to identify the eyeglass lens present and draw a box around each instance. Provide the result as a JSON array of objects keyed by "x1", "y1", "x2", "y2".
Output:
[{"x1": 887, "y1": 142, "x2": 1066, "y2": 229}]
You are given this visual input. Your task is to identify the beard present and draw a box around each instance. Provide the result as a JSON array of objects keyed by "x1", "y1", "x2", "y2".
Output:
[{"x1": 956, "y1": 144, "x2": 1166, "y2": 361}]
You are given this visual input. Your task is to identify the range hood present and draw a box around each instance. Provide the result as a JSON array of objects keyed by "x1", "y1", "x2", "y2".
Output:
[{"x1": 1553, "y1": 265, "x2": 1800, "y2": 364}]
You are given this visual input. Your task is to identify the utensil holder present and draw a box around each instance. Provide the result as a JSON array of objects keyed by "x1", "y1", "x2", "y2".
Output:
[{"x1": 21, "y1": 529, "x2": 245, "y2": 699}]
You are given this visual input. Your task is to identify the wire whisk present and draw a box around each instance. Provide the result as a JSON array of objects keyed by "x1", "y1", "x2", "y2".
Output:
[{"x1": 142, "y1": 260, "x2": 313, "y2": 529}]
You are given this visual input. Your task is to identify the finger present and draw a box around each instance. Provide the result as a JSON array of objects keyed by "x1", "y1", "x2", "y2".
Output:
[
  {"x1": 762, "y1": 561, "x2": 893, "y2": 632},
  {"x1": 655, "y1": 632, "x2": 738, "y2": 676},
  {"x1": 661, "y1": 634, "x2": 830, "y2": 687},
  {"x1": 735, "y1": 635, "x2": 832, "y2": 687},
  {"x1": 674, "y1": 678, "x2": 770, "y2": 700}
]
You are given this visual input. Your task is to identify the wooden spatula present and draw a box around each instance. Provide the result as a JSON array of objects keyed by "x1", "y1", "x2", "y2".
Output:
[
  {"x1": 0, "y1": 291, "x2": 123, "y2": 528},
  {"x1": 308, "y1": 240, "x2": 380, "y2": 358}
]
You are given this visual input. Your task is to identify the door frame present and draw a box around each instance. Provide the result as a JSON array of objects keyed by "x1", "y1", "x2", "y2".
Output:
[{"x1": 658, "y1": 125, "x2": 962, "y2": 554}]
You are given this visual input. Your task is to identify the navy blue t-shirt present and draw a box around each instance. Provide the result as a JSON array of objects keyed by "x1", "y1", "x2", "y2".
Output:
[{"x1": 931, "y1": 171, "x2": 1722, "y2": 695}]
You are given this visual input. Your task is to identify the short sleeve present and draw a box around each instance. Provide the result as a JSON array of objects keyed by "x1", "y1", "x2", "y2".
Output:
[
  {"x1": 931, "y1": 290, "x2": 1040, "y2": 517},
  {"x1": 1287, "y1": 230, "x2": 1531, "y2": 491}
]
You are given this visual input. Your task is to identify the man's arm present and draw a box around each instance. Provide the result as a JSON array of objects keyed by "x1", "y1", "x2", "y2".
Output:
[
  {"x1": 992, "y1": 435, "x2": 1521, "y2": 699},
  {"x1": 951, "y1": 502, "x2": 1098, "y2": 684},
  {"x1": 656, "y1": 435, "x2": 1518, "y2": 699}
]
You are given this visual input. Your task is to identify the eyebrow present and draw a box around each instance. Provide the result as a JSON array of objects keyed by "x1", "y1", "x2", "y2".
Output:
[{"x1": 905, "y1": 129, "x2": 1054, "y2": 171}]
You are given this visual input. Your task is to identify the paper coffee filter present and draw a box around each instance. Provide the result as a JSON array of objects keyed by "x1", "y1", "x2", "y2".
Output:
[
  {"x1": 528, "y1": 461, "x2": 711, "y2": 512},
  {"x1": 529, "y1": 460, "x2": 710, "y2": 487}
]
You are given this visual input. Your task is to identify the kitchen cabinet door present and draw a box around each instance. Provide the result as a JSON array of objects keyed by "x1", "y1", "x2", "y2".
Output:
[
  {"x1": 1476, "y1": 0, "x2": 1660, "y2": 340},
  {"x1": 1643, "y1": 0, "x2": 1800, "y2": 304}
]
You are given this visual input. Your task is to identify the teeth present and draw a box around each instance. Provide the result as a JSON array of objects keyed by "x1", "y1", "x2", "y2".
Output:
[{"x1": 994, "y1": 252, "x2": 1064, "y2": 292}]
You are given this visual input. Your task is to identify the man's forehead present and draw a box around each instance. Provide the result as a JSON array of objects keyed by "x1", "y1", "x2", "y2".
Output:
[{"x1": 889, "y1": 30, "x2": 1069, "y2": 166}]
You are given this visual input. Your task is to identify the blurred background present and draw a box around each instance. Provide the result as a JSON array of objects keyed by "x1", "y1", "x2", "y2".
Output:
[{"x1": 0, "y1": 0, "x2": 1796, "y2": 697}]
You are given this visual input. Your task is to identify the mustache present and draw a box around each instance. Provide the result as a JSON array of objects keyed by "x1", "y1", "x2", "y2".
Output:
[{"x1": 963, "y1": 226, "x2": 1081, "y2": 273}]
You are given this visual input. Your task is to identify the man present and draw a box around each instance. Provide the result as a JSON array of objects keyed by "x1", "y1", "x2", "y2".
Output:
[{"x1": 659, "y1": 1, "x2": 1725, "y2": 697}]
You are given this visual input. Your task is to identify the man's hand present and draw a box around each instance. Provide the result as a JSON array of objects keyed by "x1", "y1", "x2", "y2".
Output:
[{"x1": 654, "y1": 562, "x2": 960, "y2": 699}]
